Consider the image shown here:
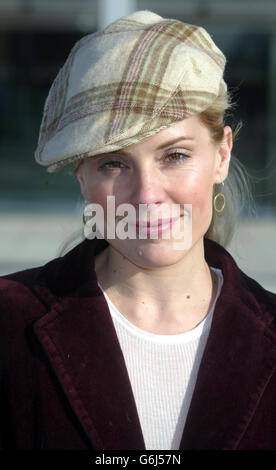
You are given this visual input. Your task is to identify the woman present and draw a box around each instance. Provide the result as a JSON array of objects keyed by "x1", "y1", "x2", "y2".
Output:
[{"x1": 1, "y1": 11, "x2": 276, "y2": 451}]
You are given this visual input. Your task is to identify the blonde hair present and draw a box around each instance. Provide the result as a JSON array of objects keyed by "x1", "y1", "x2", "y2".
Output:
[{"x1": 200, "y1": 92, "x2": 254, "y2": 247}]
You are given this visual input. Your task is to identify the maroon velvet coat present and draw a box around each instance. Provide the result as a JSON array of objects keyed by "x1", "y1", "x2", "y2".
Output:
[{"x1": 0, "y1": 237, "x2": 276, "y2": 450}]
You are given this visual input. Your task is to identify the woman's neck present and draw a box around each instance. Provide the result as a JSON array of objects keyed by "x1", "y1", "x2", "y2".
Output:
[{"x1": 94, "y1": 239, "x2": 218, "y2": 334}]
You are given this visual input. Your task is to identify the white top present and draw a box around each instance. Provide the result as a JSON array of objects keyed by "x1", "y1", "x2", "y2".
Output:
[{"x1": 98, "y1": 267, "x2": 223, "y2": 450}]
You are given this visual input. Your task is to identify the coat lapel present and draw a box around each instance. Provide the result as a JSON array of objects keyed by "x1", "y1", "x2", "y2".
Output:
[
  {"x1": 32, "y1": 238, "x2": 145, "y2": 450},
  {"x1": 32, "y1": 237, "x2": 276, "y2": 450},
  {"x1": 180, "y1": 240, "x2": 276, "y2": 450}
]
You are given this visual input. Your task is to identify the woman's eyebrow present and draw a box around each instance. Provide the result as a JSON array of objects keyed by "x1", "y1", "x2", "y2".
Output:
[
  {"x1": 113, "y1": 136, "x2": 195, "y2": 156},
  {"x1": 94, "y1": 136, "x2": 195, "y2": 159},
  {"x1": 155, "y1": 136, "x2": 195, "y2": 151}
]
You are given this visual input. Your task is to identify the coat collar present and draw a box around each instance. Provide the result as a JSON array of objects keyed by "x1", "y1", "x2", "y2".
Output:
[{"x1": 31, "y1": 237, "x2": 276, "y2": 450}]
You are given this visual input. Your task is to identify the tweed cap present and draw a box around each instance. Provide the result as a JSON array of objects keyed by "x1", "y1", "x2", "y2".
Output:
[{"x1": 35, "y1": 10, "x2": 227, "y2": 173}]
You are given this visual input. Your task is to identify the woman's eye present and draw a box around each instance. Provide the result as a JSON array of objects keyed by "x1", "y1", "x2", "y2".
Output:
[
  {"x1": 164, "y1": 152, "x2": 190, "y2": 164},
  {"x1": 99, "y1": 160, "x2": 125, "y2": 170}
]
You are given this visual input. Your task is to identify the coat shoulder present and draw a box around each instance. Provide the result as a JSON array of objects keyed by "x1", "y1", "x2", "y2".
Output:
[
  {"x1": 0, "y1": 257, "x2": 58, "y2": 288},
  {"x1": 0, "y1": 261, "x2": 61, "y2": 326},
  {"x1": 0, "y1": 265, "x2": 42, "y2": 305},
  {"x1": 240, "y1": 269, "x2": 276, "y2": 320}
]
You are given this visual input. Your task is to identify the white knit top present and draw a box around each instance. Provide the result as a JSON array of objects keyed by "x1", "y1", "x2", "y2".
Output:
[{"x1": 98, "y1": 267, "x2": 223, "y2": 450}]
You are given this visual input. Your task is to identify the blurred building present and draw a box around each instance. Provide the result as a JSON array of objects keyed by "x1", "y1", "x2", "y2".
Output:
[
  {"x1": 0, "y1": 0, "x2": 275, "y2": 290},
  {"x1": 0, "y1": 0, "x2": 276, "y2": 207}
]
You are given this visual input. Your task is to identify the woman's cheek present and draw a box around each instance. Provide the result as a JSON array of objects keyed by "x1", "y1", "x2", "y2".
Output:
[
  {"x1": 175, "y1": 171, "x2": 203, "y2": 203},
  {"x1": 183, "y1": 174, "x2": 213, "y2": 210}
]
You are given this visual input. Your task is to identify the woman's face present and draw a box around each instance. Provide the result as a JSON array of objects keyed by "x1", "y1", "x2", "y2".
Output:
[{"x1": 77, "y1": 115, "x2": 232, "y2": 268}]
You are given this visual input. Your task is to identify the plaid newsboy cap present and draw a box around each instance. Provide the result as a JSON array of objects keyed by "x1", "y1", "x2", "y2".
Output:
[{"x1": 35, "y1": 10, "x2": 227, "y2": 173}]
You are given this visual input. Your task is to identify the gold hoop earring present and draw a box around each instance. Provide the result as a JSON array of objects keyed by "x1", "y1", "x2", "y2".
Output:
[{"x1": 214, "y1": 182, "x2": 226, "y2": 214}]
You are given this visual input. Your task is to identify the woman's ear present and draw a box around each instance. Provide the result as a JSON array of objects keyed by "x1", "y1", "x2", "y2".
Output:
[{"x1": 214, "y1": 126, "x2": 233, "y2": 184}]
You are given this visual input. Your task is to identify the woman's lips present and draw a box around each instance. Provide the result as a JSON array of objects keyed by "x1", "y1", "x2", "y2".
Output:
[{"x1": 130, "y1": 217, "x2": 180, "y2": 237}]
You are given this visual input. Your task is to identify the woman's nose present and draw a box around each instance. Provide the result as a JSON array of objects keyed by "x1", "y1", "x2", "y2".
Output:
[{"x1": 130, "y1": 167, "x2": 167, "y2": 206}]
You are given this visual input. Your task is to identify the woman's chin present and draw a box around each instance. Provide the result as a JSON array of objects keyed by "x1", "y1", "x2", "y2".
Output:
[{"x1": 112, "y1": 238, "x2": 191, "y2": 269}]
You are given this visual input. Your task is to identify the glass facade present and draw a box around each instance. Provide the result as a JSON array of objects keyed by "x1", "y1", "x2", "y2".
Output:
[
  {"x1": 0, "y1": 30, "x2": 84, "y2": 201},
  {"x1": 0, "y1": 0, "x2": 275, "y2": 209},
  {"x1": 0, "y1": 0, "x2": 275, "y2": 289}
]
